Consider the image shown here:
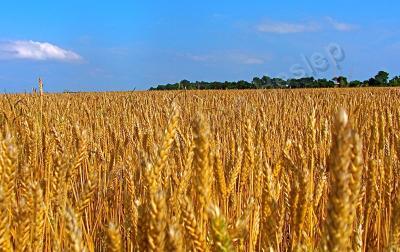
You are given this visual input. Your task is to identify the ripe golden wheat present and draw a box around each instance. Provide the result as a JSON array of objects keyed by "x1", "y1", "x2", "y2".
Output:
[{"x1": 0, "y1": 88, "x2": 399, "y2": 251}]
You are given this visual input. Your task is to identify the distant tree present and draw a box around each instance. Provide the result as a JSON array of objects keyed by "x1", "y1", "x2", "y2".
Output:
[
  {"x1": 367, "y1": 78, "x2": 378, "y2": 86},
  {"x1": 236, "y1": 80, "x2": 250, "y2": 89},
  {"x1": 374, "y1": 71, "x2": 389, "y2": 86},
  {"x1": 287, "y1": 79, "x2": 301, "y2": 88},
  {"x1": 317, "y1": 78, "x2": 335, "y2": 88},
  {"x1": 300, "y1": 77, "x2": 315, "y2": 88},
  {"x1": 333, "y1": 76, "x2": 348, "y2": 87},
  {"x1": 179, "y1": 79, "x2": 190, "y2": 89},
  {"x1": 261, "y1": 76, "x2": 272, "y2": 88},
  {"x1": 349, "y1": 80, "x2": 362, "y2": 87},
  {"x1": 252, "y1": 77, "x2": 263, "y2": 88},
  {"x1": 272, "y1": 78, "x2": 286, "y2": 88},
  {"x1": 149, "y1": 71, "x2": 400, "y2": 90},
  {"x1": 390, "y1": 76, "x2": 400, "y2": 86}
]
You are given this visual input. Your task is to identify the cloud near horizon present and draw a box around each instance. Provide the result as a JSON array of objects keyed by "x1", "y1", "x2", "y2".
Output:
[{"x1": 0, "y1": 40, "x2": 82, "y2": 61}]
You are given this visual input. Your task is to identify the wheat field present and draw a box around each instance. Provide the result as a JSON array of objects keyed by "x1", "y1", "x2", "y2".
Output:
[{"x1": 0, "y1": 88, "x2": 399, "y2": 251}]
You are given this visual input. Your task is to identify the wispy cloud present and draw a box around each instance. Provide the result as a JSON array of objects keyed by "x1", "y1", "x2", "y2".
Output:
[
  {"x1": 0, "y1": 40, "x2": 82, "y2": 61},
  {"x1": 183, "y1": 52, "x2": 267, "y2": 65},
  {"x1": 89, "y1": 67, "x2": 114, "y2": 79},
  {"x1": 185, "y1": 53, "x2": 215, "y2": 62},
  {"x1": 241, "y1": 58, "x2": 265, "y2": 65},
  {"x1": 327, "y1": 17, "x2": 357, "y2": 31},
  {"x1": 256, "y1": 21, "x2": 320, "y2": 34},
  {"x1": 231, "y1": 54, "x2": 266, "y2": 65},
  {"x1": 256, "y1": 18, "x2": 358, "y2": 34}
]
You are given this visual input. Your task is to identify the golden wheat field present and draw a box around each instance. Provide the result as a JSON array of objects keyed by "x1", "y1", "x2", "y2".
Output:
[{"x1": 0, "y1": 88, "x2": 400, "y2": 251}]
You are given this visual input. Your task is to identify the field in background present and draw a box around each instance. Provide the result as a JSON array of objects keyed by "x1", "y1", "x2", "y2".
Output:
[{"x1": 0, "y1": 88, "x2": 399, "y2": 251}]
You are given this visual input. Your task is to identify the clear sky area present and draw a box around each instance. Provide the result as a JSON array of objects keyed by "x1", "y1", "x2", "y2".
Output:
[{"x1": 0, "y1": 1, "x2": 399, "y2": 92}]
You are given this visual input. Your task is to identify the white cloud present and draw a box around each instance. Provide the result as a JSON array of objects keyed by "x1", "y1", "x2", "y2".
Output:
[
  {"x1": 0, "y1": 40, "x2": 82, "y2": 61},
  {"x1": 327, "y1": 17, "x2": 357, "y2": 31},
  {"x1": 257, "y1": 21, "x2": 320, "y2": 34}
]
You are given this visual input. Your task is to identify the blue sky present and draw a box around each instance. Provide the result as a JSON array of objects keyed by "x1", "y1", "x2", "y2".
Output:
[{"x1": 0, "y1": 1, "x2": 399, "y2": 92}]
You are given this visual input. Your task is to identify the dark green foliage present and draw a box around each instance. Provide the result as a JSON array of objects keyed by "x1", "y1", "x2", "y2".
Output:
[{"x1": 150, "y1": 71, "x2": 399, "y2": 90}]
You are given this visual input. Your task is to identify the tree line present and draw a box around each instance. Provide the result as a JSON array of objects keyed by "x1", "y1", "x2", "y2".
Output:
[{"x1": 150, "y1": 71, "x2": 400, "y2": 90}]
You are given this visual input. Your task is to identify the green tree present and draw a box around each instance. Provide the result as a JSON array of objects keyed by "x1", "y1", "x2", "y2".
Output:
[
  {"x1": 252, "y1": 77, "x2": 263, "y2": 89},
  {"x1": 374, "y1": 71, "x2": 389, "y2": 86},
  {"x1": 390, "y1": 76, "x2": 400, "y2": 86},
  {"x1": 180, "y1": 79, "x2": 190, "y2": 89},
  {"x1": 317, "y1": 78, "x2": 335, "y2": 88},
  {"x1": 349, "y1": 80, "x2": 362, "y2": 87},
  {"x1": 333, "y1": 76, "x2": 348, "y2": 87},
  {"x1": 261, "y1": 76, "x2": 272, "y2": 88}
]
